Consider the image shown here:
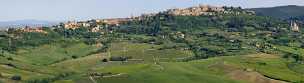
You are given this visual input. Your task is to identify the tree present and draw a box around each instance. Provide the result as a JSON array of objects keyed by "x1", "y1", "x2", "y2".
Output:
[
  {"x1": 293, "y1": 55, "x2": 304, "y2": 62},
  {"x1": 226, "y1": 16, "x2": 245, "y2": 32},
  {"x1": 7, "y1": 57, "x2": 13, "y2": 61},
  {"x1": 71, "y1": 55, "x2": 78, "y2": 59},
  {"x1": 300, "y1": 43, "x2": 304, "y2": 48},
  {"x1": 11, "y1": 75, "x2": 21, "y2": 81}
]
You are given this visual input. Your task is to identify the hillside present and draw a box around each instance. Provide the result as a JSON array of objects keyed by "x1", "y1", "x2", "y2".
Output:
[
  {"x1": 250, "y1": 5, "x2": 304, "y2": 19},
  {"x1": 0, "y1": 5, "x2": 303, "y2": 83}
]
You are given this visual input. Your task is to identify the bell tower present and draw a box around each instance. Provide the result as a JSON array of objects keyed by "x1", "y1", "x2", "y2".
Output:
[{"x1": 291, "y1": 20, "x2": 300, "y2": 32}]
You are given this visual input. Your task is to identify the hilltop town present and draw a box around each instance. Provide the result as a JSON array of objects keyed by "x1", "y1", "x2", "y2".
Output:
[
  {"x1": 2, "y1": 4, "x2": 301, "y2": 35},
  {"x1": 61, "y1": 5, "x2": 256, "y2": 30},
  {"x1": 2, "y1": 4, "x2": 301, "y2": 37},
  {"x1": 7, "y1": 5, "x2": 300, "y2": 34}
]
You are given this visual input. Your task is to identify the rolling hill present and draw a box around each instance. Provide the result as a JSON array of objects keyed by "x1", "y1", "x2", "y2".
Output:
[{"x1": 249, "y1": 5, "x2": 304, "y2": 19}]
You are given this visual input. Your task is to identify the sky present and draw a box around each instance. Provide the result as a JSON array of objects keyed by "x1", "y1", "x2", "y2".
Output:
[{"x1": 0, "y1": 0, "x2": 304, "y2": 21}]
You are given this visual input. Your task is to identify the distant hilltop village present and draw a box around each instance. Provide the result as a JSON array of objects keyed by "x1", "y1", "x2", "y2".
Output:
[
  {"x1": 61, "y1": 5, "x2": 256, "y2": 31},
  {"x1": 5, "y1": 5, "x2": 300, "y2": 33},
  {"x1": 167, "y1": 5, "x2": 224, "y2": 16},
  {"x1": 63, "y1": 18, "x2": 132, "y2": 30},
  {"x1": 167, "y1": 5, "x2": 255, "y2": 16}
]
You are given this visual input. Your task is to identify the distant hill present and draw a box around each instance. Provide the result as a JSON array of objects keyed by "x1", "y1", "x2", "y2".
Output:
[
  {"x1": 0, "y1": 19, "x2": 58, "y2": 29},
  {"x1": 249, "y1": 5, "x2": 304, "y2": 19}
]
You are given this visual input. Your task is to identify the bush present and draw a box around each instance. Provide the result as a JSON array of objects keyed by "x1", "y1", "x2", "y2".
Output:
[
  {"x1": 11, "y1": 75, "x2": 21, "y2": 81},
  {"x1": 102, "y1": 59, "x2": 108, "y2": 62},
  {"x1": 26, "y1": 78, "x2": 51, "y2": 83},
  {"x1": 71, "y1": 55, "x2": 78, "y2": 59},
  {"x1": 110, "y1": 56, "x2": 132, "y2": 61},
  {"x1": 257, "y1": 62, "x2": 267, "y2": 66},
  {"x1": 7, "y1": 57, "x2": 13, "y2": 61}
]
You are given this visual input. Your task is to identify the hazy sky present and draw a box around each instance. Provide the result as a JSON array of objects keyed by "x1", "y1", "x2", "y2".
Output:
[{"x1": 0, "y1": 0, "x2": 304, "y2": 21}]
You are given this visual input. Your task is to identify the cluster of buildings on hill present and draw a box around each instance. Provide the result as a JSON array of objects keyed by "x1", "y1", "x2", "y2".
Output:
[
  {"x1": 167, "y1": 5, "x2": 225, "y2": 16},
  {"x1": 62, "y1": 18, "x2": 133, "y2": 32},
  {"x1": 3, "y1": 26, "x2": 48, "y2": 33},
  {"x1": 22, "y1": 26, "x2": 47, "y2": 33},
  {"x1": 3, "y1": 5, "x2": 300, "y2": 33},
  {"x1": 61, "y1": 5, "x2": 258, "y2": 31},
  {"x1": 166, "y1": 5, "x2": 255, "y2": 16},
  {"x1": 62, "y1": 14, "x2": 161, "y2": 32}
]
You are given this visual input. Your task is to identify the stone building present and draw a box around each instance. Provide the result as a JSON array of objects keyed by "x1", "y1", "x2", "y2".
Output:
[{"x1": 64, "y1": 21, "x2": 79, "y2": 30}]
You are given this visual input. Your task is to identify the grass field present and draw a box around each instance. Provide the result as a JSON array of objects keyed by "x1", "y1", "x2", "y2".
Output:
[
  {"x1": 59, "y1": 53, "x2": 303, "y2": 83},
  {"x1": 92, "y1": 63, "x2": 241, "y2": 83},
  {"x1": 13, "y1": 42, "x2": 99, "y2": 66},
  {"x1": 214, "y1": 54, "x2": 304, "y2": 82},
  {"x1": 63, "y1": 61, "x2": 241, "y2": 83},
  {"x1": 1, "y1": 41, "x2": 304, "y2": 83},
  {"x1": 275, "y1": 45, "x2": 304, "y2": 57},
  {"x1": 0, "y1": 41, "x2": 100, "y2": 82},
  {"x1": 107, "y1": 42, "x2": 194, "y2": 62}
]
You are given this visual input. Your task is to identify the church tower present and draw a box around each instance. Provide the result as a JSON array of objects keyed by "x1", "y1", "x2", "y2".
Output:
[{"x1": 291, "y1": 20, "x2": 300, "y2": 32}]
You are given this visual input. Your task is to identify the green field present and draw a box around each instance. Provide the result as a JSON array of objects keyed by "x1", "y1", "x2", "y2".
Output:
[
  {"x1": 107, "y1": 42, "x2": 194, "y2": 62},
  {"x1": 0, "y1": 41, "x2": 100, "y2": 82},
  {"x1": 14, "y1": 42, "x2": 99, "y2": 66},
  {"x1": 1, "y1": 39, "x2": 304, "y2": 83},
  {"x1": 54, "y1": 53, "x2": 303, "y2": 83}
]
